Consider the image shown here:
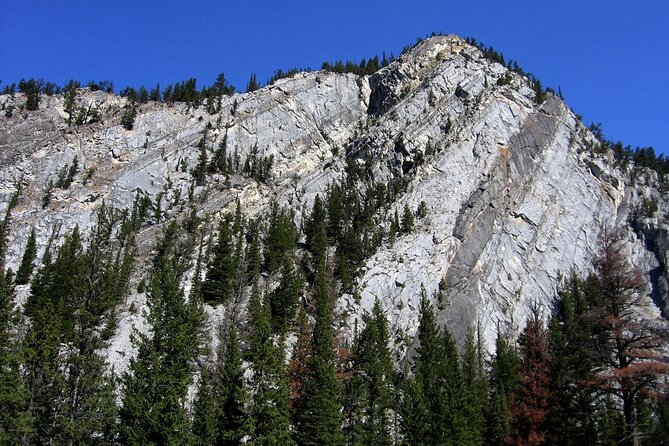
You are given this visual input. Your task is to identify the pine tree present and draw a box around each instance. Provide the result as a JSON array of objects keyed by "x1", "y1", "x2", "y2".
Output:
[
  {"x1": 246, "y1": 73, "x2": 260, "y2": 93},
  {"x1": 409, "y1": 292, "x2": 466, "y2": 445},
  {"x1": 21, "y1": 297, "x2": 65, "y2": 443},
  {"x1": 303, "y1": 195, "x2": 328, "y2": 268},
  {"x1": 511, "y1": 307, "x2": 551, "y2": 446},
  {"x1": 288, "y1": 307, "x2": 311, "y2": 414},
  {"x1": 245, "y1": 219, "x2": 262, "y2": 285},
  {"x1": 399, "y1": 373, "x2": 430, "y2": 446},
  {"x1": 545, "y1": 272, "x2": 601, "y2": 445},
  {"x1": 401, "y1": 204, "x2": 414, "y2": 233},
  {"x1": 269, "y1": 259, "x2": 302, "y2": 333},
  {"x1": 486, "y1": 332, "x2": 519, "y2": 446},
  {"x1": 247, "y1": 283, "x2": 294, "y2": 445},
  {"x1": 202, "y1": 218, "x2": 235, "y2": 304},
  {"x1": 192, "y1": 365, "x2": 218, "y2": 446},
  {"x1": 120, "y1": 224, "x2": 204, "y2": 445},
  {"x1": 193, "y1": 136, "x2": 209, "y2": 186},
  {"x1": 0, "y1": 270, "x2": 31, "y2": 443},
  {"x1": 461, "y1": 327, "x2": 488, "y2": 446},
  {"x1": 347, "y1": 300, "x2": 394, "y2": 445},
  {"x1": 217, "y1": 325, "x2": 250, "y2": 445},
  {"x1": 15, "y1": 227, "x2": 37, "y2": 285},
  {"x1": 588, "y1": 227, "x2": 669, "y2": 445},
  {"x1": 294, "y1": 270, "x2": 344, "y2": 445},
  {"x1": 263, "y1": 204, "x2": 297, "y2": 274}
]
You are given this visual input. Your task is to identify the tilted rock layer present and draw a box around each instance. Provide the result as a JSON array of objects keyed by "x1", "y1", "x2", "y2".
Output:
[{"x1": 1, "y1": 35, "x2": 667, "y2": 367}]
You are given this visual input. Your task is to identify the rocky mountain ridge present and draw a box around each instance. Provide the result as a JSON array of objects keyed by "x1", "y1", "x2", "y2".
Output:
[{"x1": 1, "y1": 34, "x2": 667, "y2": 372}]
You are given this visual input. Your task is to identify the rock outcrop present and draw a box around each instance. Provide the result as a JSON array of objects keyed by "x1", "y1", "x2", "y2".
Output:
[{"x1": 1, "y1": 35, "x2": 667, "y2": 369}]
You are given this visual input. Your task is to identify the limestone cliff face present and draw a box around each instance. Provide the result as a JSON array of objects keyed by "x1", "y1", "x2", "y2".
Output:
[{"x1": 1, "y1": 35, "x2": 667, "y2": 368}]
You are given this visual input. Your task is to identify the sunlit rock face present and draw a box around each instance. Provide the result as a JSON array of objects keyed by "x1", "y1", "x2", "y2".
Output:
[{"x1": 1, "y1": 35, "x2": 666, "y2": 369}]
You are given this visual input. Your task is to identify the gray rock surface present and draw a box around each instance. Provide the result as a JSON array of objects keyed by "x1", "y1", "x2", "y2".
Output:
[{"x1": 1, "y1": 35, "x2": 667, "y2": 370}]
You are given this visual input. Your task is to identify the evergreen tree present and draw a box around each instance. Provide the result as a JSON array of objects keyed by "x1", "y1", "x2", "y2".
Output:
[
  {"x1": 21, "y1": 296, "x2": 65, "y2": 443},
  {"x1": 399, "y1": 375, "x2": 430, "y2": 446},
  {"x1": 288, "y1": 307, "x2": 311, "y2": 415},
  {"x1": 0, "y1": 270, "x2": 31, "y2": 443},
  {"x1": 461, "y1": 327, "x2": 488, "y2": 446},
  {"x1": 247, "y1": 284, "x2": 294, "y2": 445},
  {"x1": 211, "y1": 134, "x2": 228, "y2": 174},
  {"x1": 401, "y1": 204, "x2": 414, "y2": 233},
  {"x1": 19, "y1": 78, "x2": 40, "y2": 111},
  {"x1": 193, "y1": 136, "x2": 209, "y2": 186},
  {"x1": 246, "y1": 73, "x2": 260, "y2": 93},
  {"x1": 545, "y1": 272, "x2": 601, "y2": 445},
  {"x1": 15, "y1": 227, "x2": 37, "y2": 285},
  {"x1": 486, "y1": 332, "x2": 519, "y2": 446},
  {"x1": 346, "y1": 300, "x2": 394, "y2": 445},
  {"x1": 21, "y1": 225, "x2": 123, "y2": 444},
  {"x1": 294, "y1": 270, "x2": 344, "y2": 445},
  {"x1": 407, "y1": 292, "x2": 466, "y2": 445},
  {"x1": 268, "y1": 259, "x2": 302, "y2": 333},
  {"x1": 120, "y1": 223, "x2": 204, "y2": 445},
  {"x1": 121, "y1": 101, "x2": 138, "y2": 130},
  {"x1": 202, "y1": 218, "x2": 235, "y2": 304},
  {"x1": 244, "y1": 219, "x2": 262, "y2": 285},
  {"x1": 263, "y1": 204, "x2": 297, "y2": 274},
  {"x1": 217, "y1": 325, "x2": 250, "y2": 445},
  {"x1": 303, "y1": 195, "x2": 328, "y2": 268},
  {"x1": 192, "y1": 365, "x2": 218, "y2": 446},
  {"x1": 588, "y1": 227, "x2": 669, "y2": 445},
  {"x1": 511, "y1": 307, "x2": 551, "y2": 446}
]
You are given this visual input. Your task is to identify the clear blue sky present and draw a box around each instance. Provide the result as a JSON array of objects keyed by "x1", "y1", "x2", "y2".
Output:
[{"x1": 2, "y1": 0, "x2": 667, "y2": 154}]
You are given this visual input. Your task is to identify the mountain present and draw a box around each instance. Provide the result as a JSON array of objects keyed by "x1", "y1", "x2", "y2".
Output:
[{"x1": 1, "y1": 34, "x2": 667, "y2": 369}]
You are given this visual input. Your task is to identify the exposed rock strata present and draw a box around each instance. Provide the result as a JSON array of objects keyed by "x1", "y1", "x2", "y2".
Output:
[{"x1": 1, "y1": 35, "x2": 666, "y2": 371}]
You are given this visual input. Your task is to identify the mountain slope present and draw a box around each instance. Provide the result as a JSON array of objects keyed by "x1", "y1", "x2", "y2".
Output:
[{"x1": 1, "y1": 35, "x2": 667, "y2": 370}]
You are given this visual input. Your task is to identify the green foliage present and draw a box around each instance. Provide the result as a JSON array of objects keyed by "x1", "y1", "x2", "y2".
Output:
[
  {"x1": 408, "y1": 293, "x2": 467, "y2": 445},
  {"x1": 263, "y1": 204, "x2": 297, "y2": 274},
  {"x1": 303, "y1": 195, "x2": 328, "y2": 269},
  {"x1": 0, "y1": 270, "x2": 32, "y2": 443},
  {"x1": 496, "y1": 72, "x2": 512, "y2": 86},
  {"x1": 202, "y1": 218, "x2": 235, "y2": 304},
  {"x1": 217, "y1": 325, "x2": 250, "y2": 445},
  {"x1": 486, "y1": 332, "x2": 519, "y2": 445},
  {"x1": 244, "y1": 219, "x2": 262, "y2": 285},
  {"x1": 343, "y1": 300, "x2": 395, "y2": 445},
  {"x1": 294, "y1": 271, "x2": 344, "y2": 445},
  {"x1": 246, "y1": 73, "x2": 260, "y2": 92},
  {"x1": 121, "y1": 101, "x2": 138, "y2": 130},
  {"x1": 20, "y1": 205, "x2": 135, "y2": 444},
  {"x1": 545, "y1": 272, "x2": 602, "y2": 445},
  {"x1": 18, "y1": 78, "x2": 41, "y2": 111},
  {"x1": 193, "y1": 134, "x2": 209, "y2": 186},
  {"x1": 120, "y1": 222, "x2": 204, "y2": 445},
  {"x1": 401, "y1": 203, "x2": 414, "y2": 233},
  {"x1": 269, "y1": 259, "x2": 303, "y2": 333},
  {"x1": 192, "y1": 366, "x2": 218, "y2": 446},
  {"x1": 416, "y1": 200, "x2": 428, "y2": 218},
  {"x1": 210, "y1": 134, "x2": 229, "y2": 174},
  {"x1": 242, "y1": 144, "x2": 274, "y2": 182},
  {"x1": 15, "y1": 226, "x2": 36, "y2": 285},
  {"x1": 247, "y1": 285, "x2": 294, "y2": 445},
  {"x1": 399, "y1": 375, "x2": 430, "y2": 446},
  {"x1": 532, "y1": 79, "x2": 546, "y2": 104},
  {"x1": 266, "y1": 68, "x2": 306, "y2": 85},
  {"x1": 55, "y1": 155, "x2": 78, "y2": 189},
  {"x1": 461, "y1": 328, "x2": 488, "y2": 445},
  {"x1": 321, "y1": 55, "x2": 383, "y2": 75},
  {"x1": 41, "y1": 179, "x2": 54, "y2": 208}
]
